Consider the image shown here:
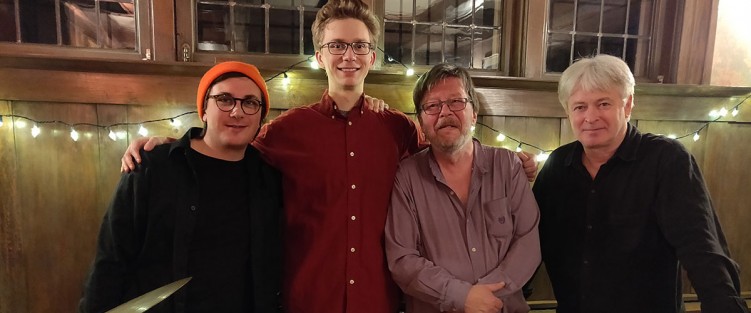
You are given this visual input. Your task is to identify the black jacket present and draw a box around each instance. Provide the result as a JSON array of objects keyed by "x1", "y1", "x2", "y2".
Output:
[{"x1": 79, "y1": 128, "x2": 283, "y2": 313}]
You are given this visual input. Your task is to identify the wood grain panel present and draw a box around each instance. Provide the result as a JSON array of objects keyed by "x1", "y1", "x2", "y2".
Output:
[
  {"x1": 702, "y1": 122, "x2": 751, "y2": 293},
  {"x1": 0, "y1": 101, "x2": 27, "y2": 313},
  {"x1": 12, "y1": 102, "x2": 101, "y2": 312}
]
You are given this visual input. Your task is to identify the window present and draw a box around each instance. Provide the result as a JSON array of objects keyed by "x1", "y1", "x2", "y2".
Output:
[
  {"x1": 545, "y1": 0, "x2": 654, "y2": 76},
  {"x1": 192, "y1": 0, "x2": 326, "y2": 56},
  {"x1": 382, "y1": 0, "x2": 505, "y2": 70},
  {"x1": 0, "y1": 0, "x2": 149, "y2": 58}
]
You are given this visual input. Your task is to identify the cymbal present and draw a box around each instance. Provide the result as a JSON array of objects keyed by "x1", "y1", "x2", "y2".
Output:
[{"x1": 106, "y1": 277, "x2": 191, "y2": 313}]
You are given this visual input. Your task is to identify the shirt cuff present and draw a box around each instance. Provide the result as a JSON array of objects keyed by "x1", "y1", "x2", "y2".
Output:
[{"x1": 441, "y1": 279, "x2": 472, "y2": 312}]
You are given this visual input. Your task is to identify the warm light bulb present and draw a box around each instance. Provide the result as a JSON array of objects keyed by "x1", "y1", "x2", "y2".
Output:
[
  {"x1": 731, "y1": 108, "x2": 739, "y2": 117},
  {"x1": 109, "y1": 129, "x2": 117, "y2": 141},
  {"x1": 282, "y1": 73, "x2": 291, "y2": 86},
  {"x1": 515, "y1": 144, "x2": 522, "y2": 153},
  {"x1": 667, "y1": 134, "x2": 677, "y2": 139},
  {"x1": 708, "y1": 110, "x2": 719, "y2": 118},
  {"x1": 470, "y1": 125, "x2": 476, "y2": 133},
  {"x1": 496, "y1": 133, "x2": 506, "y2": 141},
  {"x1": 116, "y1": 131, "x2": 127, "y2": 140},
  {"x1": 0, "y1": 116, "x2": 4, "y2": 127},
  {"x1": 15, "y1": 120, "x2": 27, "y2": 129},
  {"x1": 719, "y1": 107, "x2": 728, "y2": 117},
  {"x1": 535, "y1": 152, "x2": 549, "y2": 162},
  {"x1": 70, "y1": 128, "x2": 79, "y2": 141},
  {"x1": 31, "y1": 124, "x2": 41, "y2": 138},
  {"x1": 309, "y1": 60, "x2": 319, "y2": 70},
  {"x1": 693, "y1": 132, "x2": 700, "y2": 142},
  {"x1": 170, "y1": 118, "x2": 182, "y2": 128},
  {"x1": 406, "y1": 68, "x2": 415, "y2": 76},
  {"x1": 138, "y1": 125, "x2": 148, "y2": 137}
]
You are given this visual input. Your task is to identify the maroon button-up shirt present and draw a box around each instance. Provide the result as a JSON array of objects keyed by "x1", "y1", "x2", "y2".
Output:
[{"x1": 253, "y1": 91, "x2": 425, "y2": 313}]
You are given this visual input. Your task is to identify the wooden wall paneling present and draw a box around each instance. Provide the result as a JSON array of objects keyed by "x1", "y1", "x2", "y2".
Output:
[
  {"x1": 12, "y1": 101, "x2": 101, "y2": 312},
  {"x1": 0, "y1": 100, "x2": 26, "y2": 313},
  {"x1": 635, "y1": 120, "x2": 708, "y2": 166},
  {"x1": 701, "y1": 122, "x2": 751, "y2": 294},
  {"x1": 477, "y1": 88, "x2": 563, "y2": 118}
]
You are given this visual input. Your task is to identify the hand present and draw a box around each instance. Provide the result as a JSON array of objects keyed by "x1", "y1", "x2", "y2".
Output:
[
  {"x1": 517, "y1": 151, "x2": 538, "y2": 182},
  {"x1": 120, "y1": 136, "x2": 174, "y2": 173},
  {"x1": 465, "y1": 282, "x2": 505, "y2": 313},
  {"x1": 364, "y1": 95, "x2": 389, "y2": 112}
]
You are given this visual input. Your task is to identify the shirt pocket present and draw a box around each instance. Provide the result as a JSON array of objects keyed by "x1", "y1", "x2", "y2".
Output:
[{"x1": 483, "y1": 197, "x2": 514, "y2": 239}]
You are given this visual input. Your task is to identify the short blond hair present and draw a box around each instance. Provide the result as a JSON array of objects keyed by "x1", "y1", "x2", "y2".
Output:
[{"x1": 311, "y1": 0, "x2": 380, "y2": 51}]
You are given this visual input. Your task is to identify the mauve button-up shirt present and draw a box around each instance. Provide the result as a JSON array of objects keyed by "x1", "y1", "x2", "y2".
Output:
[
  {"x1": 253, "y1": 90, "x2": 425, "y2": 313},
  {"x1": 386, "y1": 139, "x2": 541, "y2": 313}
]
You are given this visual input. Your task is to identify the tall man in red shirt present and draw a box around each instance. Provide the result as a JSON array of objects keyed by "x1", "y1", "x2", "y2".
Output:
[{"x1": 121, "y1": 1, "x2": 537, "y2": 312}]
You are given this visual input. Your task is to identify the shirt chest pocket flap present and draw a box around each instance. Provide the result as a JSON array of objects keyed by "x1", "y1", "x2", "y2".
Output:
[{"x1": 483, "y1": 197, "x2": 514, "y2": 238}]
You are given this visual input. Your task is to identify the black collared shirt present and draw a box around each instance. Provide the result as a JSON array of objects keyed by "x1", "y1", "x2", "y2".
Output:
[{"x1": 533, "y1": 123, "x2": 747, "y2": 313}]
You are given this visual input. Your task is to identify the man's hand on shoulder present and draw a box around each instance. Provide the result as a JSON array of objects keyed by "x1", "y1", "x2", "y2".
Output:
[
  {"x1": 364, "y1": 95, "x2": 389, "y2": 112},
  {"x1": 517, "y1": 151, "x2": 538, "y2": 182},
  {"x1": 465, "y1": 282, "x2": 505, "y2": 313},
  {"x1": 120, "y1": 136, "x2": 175, "y2": 173}
]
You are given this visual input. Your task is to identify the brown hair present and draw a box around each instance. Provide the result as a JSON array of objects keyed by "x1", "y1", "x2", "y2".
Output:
[
  {"x1": 311, "y1": 0, "x2": 380, "y2": 51},
  {"x1": 413, "y1": 63, "x2": 479, "y2": 117}
]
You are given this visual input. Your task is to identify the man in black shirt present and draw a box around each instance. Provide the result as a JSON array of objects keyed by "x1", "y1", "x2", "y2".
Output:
[
  {"x1": 79, "y1": 61, "x2": 283, "y2": 313},
  {"x1": 533, "y1": 54, "x2": 747, "y2": 313}
]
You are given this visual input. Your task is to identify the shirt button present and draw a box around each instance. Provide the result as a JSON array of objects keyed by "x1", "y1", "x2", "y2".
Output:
[
  {"x1": 351, "y1": 184, "x2": 356, "y2": 189},
  {"x1": 349, "y1": 279, "x2": 355, "y2": 284},
  {"x1": 350, "y1": 247, "x2": 356, "y2": 253},
  {"x1": 351, "y1": 215, "x2": 356, "y2": 221},
  {"x1": 471, "y1": 247, "x2": 477, "y2": 252},
  {"x1": 587, "y1": 225, "x2": 593, "y2": 230},
  {"x1": 450, "y1": 191, "x2": 455, "y2": 195},
  {"x1": 348, "y1": 121, "x2": 352, "y2": 126},
  {"x1": 331, "y1": 115, "x2": 335, "y2": 119},
  {"x1": 190, "y1": 205, "x2": 197, "y2": 211},
  {"x1": 583, "y1": 259, "x2": 589, "y2": 265},
  {"x1": 349, "y1": 152, "x2": 355, "y2": 157},
  {"x1": 590, "y1": 189, "x2": 596, "y2": 194}
]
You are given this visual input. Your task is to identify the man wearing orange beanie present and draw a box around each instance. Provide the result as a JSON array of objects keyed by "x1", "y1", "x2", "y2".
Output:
[{"x1": 79, "y1": 62, "x2": 283, "y2": 313}]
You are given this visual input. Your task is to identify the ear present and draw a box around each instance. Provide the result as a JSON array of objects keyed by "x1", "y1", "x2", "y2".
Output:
[
  {"x1": 368, "y1": 50, "x2": 376, "y2": 67},
  {"x1": 315, "y1": 51, "x2": 324, "y2": 69},
  {"x1": 471, "y1": 110, "x2": 478, "y2": 125},
  {"x1": 624, "y1": 95, "x2": 634, "y2": 121}
]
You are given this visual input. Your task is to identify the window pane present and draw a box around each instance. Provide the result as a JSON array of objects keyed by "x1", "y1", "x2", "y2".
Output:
[
  {"x1": 475, "y1": 28, "x2": 501, "y2": 69},
  {"x1": 600, "y1": 36, "x2": 624, "y2": 58},
  {"x1": 548, "y1": 0, "x2": 574, "y2": 31},
  {"x1": 196, "y1": 3, "x2": 231, "y2": 51},
  {"x1": 385, "y1": 0, "x2": 413, "y2": 22},
  {"x1": 601, "y1": 0, "x2": 627, "y2": 34},
  {"x1": 414, "y1": 24, "x2": 443, "y2": 65},
  {"x1": 546, "y1": 32, "x2": 571, "y2": 72},
  {"x1": 474, "y1": 0, "x2": 502, "y2": 27},
  {"x1": 415, "y1": 0, "x2": 442, "y2": 23},
  {"x1": 576, "y1": 0, "x2": 601, "y2": 33},
  {"x1": 628, "y1": 0, "x2": 653, "y2": 36},
  {"x1": 20, "y1": 0, "x2": 57, "y2": 44},
  {"x1": 573, "y1": 34, "x2": 598, "y2": 59},
  {"x1": 384, "y1": 21, "x2": 414, "y2": 65},
  {"x1": 446, "y1": 0, "x2": 473, "y2": 26},
  {"x1": 444, "y1": 26, "x2": 471, "y2": 67},
  {"x1": 62, "y1": 0, "x2": 137, "y2": 49},
  {"x1": 269, "y1": 8, "x2": 300, "y2": 54},
  {"x1": 302, "y1": 9, "x2": 318, "y2": 54},
  {"x1": 233, "y1": 7, "x2": 265, "y2": 53},
  {"x1": 0, "y1": 0, "x2": 17, "y2": 42}
]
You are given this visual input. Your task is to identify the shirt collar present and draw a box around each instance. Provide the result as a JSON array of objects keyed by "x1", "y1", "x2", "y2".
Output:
[
  {"x1": 564, "y1": 123, "x2": 641, "y2": 167},
  {"x1": 312, "y1": 89, "x2": 365, "y2": 120}
]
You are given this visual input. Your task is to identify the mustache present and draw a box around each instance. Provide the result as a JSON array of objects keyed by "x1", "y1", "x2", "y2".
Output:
[{"x1": 436, "y1": 117, "x2": 460, "y2": 129}]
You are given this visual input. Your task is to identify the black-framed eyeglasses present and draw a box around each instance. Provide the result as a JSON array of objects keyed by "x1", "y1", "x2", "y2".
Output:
[
  {"x1": 421, "y1": 98, "x2": 472, "y2": 115},
  {"x1": 208, "y1": 94, "x2": 262, "y2": 115},
  {"x1": 320, "y1": 41, "x2": 373, "y2": 55}
]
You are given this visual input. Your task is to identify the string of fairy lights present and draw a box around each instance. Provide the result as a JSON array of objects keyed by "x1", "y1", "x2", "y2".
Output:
[{"x1": 0, "y1": 54, "x2": 749, "y2": 163}]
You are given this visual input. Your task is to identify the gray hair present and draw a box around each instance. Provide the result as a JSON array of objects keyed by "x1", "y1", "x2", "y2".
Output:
[
  {"x1": 413, "y1": 63, "x2": 479, "y2": 116},
  {"x1": 558, "y1": 54, "x2": 635, "y2": 110}
]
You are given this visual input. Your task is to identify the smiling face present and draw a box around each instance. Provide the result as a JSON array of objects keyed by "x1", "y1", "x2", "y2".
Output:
[
  {"x1": 202, "y1": 76, "x2": 263, "y2": 152},
  {"x1": 567, "y1": 85, "x2": 632, "y2": 152},
  {"x1": 418, "y1": 77, "x2": 477, "y2": 153},
  {"x1": 315, "y1": 18, "x2": 376, "y2": 92}
]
